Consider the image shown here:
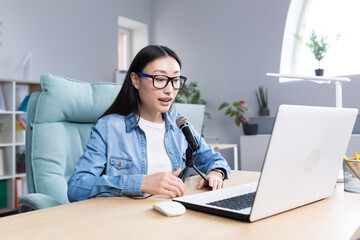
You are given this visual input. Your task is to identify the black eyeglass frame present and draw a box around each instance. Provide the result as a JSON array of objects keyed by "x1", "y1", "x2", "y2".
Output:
[{"x1": 137, "y1": 72, "x2": 187, "y2": 90}]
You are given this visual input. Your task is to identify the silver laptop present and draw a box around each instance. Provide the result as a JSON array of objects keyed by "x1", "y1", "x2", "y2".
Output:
[{"x1": 174, "y1": 105, "x2": 358, "y2": 222}]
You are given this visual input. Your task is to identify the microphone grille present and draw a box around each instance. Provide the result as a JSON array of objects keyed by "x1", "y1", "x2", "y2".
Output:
[{"x1": 176, "y1": 116, "x2": 189, "y2": 128}]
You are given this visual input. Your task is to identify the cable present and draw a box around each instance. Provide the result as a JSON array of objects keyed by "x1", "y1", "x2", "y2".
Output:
[
  {"x1": 186, "y1": 150, "x2": 199, "y2": 168},
  {"x1": 89, "y1": 191, "x2": 153, "y2": 200}
]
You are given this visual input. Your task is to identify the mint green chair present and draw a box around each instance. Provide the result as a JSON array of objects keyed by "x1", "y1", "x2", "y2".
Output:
[{"x1": 18, "y1": 74, "x2": 122, "y2": 212}]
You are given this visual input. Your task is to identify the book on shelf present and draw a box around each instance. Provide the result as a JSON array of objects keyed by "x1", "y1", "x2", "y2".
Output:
[
  {"x1": 0, "y1": 149, "x2": 3, "y2": 176},
  {"x1": 0, "y1": 86, "x2": 5, "y2": 111},
  {"x1": 16, "y1": 120, "x2": 26, "y2": 143},
  {"x1": 15, "y1": 178, "x2": 24, "y2": 209},
  {"x1": 17, "y1": 95, "x2": 30, "y2": 112},
  {"x1": 16, "y1": 119, "x2": 26, "y2": 130},
  {"x1": 0, "y1": 180, "x2": 6, "y2": 208}
]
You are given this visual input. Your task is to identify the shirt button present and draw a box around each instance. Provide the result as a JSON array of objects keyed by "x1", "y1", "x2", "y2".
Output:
[
  {"x1": 175, "y1": 167, "x2": 178, "y2": 170},
  {"x1": 169, "y1": 150, "x2": 173, "y2": 154},
  {"x1": 118, "y1": 162, "x2": 122, "y2": 167}
]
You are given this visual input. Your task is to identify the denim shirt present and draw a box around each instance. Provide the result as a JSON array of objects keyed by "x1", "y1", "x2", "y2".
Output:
[{"x1": 67, "y1": 112, "x2": 231, "y2": 202}]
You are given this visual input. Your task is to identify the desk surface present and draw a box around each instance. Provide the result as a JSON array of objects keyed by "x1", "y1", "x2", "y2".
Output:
[
  {"x1": 1, "y1": 171, "x2": 360, "y2": 240},
  {"x1": 208, "y1": 143, "x2": 237, "y2": 149}
]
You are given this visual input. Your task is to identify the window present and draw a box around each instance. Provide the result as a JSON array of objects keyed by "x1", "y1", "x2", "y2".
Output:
[
  {"x1": 281, "y1": 0, "x2": 360, "y2": 76},
  {"x1": 116, "y1": 16, "x2": 148, "y2": 82},
  {"x1": 118, "y1": 27, "x2": 131, "y2": 71}
]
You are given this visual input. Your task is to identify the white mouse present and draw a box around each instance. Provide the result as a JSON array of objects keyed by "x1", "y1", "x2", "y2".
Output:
[{"x1": 153, "y1": 201, "x2": 186, "y2": 217}]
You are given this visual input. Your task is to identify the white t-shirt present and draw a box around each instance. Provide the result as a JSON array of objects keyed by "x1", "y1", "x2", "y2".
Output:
[{"x1": 138, "y1": 117, "x2": 172, "y2": 175}]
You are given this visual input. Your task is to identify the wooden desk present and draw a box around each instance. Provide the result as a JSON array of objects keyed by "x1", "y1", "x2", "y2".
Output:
[
  {"x1": 209, "y1": 143, "x2": 238, "y2": 170},
  {"x1": 0, "y1": 171, "x2": 359, "y2": 240}
]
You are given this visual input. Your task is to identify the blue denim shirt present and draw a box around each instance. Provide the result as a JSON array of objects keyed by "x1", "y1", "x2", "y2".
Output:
[{"x1": 67, "y1": 112, "x2": 231, "y2": 202}]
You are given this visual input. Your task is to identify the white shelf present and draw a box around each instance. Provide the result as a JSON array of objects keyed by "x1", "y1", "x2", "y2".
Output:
[
  {"x1": 0, "y1": 111, "x2": 13, "y2": 115},
  {"x1": 14, "y1": 143, "x2": 25, "y2": 146},
  {"x1": 0, "y1": 207, "x2": 16, "y2": 215},
  {"x1": 0, "y1": 78, "x2": 40, "y2": 211},
  {"x1": 14, "y1": 173, "x2": 26, "y2": 178},
  {"x1": 0, "y1": 143, "x2": 13, "y2": 147},
  {"x1": 266, "y1": 73, "x2": 351, "y2": 82},
  {"x1": 0, "y1": 175, "x2": 13, "y2": 180},
  {"x1": 266, "y1": 73, "x2": 351, "y2": 108}
]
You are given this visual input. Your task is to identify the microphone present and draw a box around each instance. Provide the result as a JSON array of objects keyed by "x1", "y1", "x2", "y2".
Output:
[{"x1": 176, "y1": 116, "x2": 199, "y2": 151}]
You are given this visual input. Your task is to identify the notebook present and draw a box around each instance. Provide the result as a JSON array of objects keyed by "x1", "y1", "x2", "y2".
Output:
[{"x1": 173, "y1": 104, "x2": 358, "y2": 222}]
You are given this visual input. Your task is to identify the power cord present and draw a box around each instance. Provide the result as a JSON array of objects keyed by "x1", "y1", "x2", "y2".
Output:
[{"x1": 89, "y1": 191, "x2": 153, "y2": 200}]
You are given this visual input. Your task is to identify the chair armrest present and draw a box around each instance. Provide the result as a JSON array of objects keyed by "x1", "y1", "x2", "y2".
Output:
[{"x1": 18, "y1": 193, "x2": 63, "y2": 213}]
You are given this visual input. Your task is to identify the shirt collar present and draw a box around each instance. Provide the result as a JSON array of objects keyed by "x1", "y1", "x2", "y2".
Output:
[{"x1": 125, "y1": 112, "x2": 176, "y2": 132}]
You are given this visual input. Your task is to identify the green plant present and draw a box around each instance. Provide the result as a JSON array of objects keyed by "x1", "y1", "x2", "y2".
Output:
[
  {"x1": 219, "y1": 100, "x2": 249, "y2": 127},
  {"x1": 175, "y1": 82, "x2": 206, "y2": 105},
  {"x1": 306, "y1": 30, "x2": 329, "y2": 69},
  {"x1": 175, "y1": 81, "x2": 210, "y2": 119},
  {"x1": 255, "y1": 85, "x2": 268, "y2": 109}
]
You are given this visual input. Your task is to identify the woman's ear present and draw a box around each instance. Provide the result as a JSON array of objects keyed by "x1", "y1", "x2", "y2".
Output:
[{"x1": 130, "y1": 72, "x2": 140, "y2": 90}]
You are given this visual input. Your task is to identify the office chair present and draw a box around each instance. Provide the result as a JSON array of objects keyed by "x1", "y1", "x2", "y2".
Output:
[{"x1": 18, "y1": 74, "x2": 122, "y2": 212}]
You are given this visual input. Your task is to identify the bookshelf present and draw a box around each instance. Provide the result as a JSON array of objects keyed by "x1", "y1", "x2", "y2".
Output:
[{"x1": 0, "y1": 78, "x2": 41, "y2": 215}]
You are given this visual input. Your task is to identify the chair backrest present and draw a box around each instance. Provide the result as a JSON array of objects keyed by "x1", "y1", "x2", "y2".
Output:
[{"x1": 26, "y1": 74, "x2": 122, "y2": 204}]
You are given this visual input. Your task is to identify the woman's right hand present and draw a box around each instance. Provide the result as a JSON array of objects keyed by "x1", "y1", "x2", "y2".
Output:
[{"x1": 141, "y1": 169, "x2": 186, "y2": 198}]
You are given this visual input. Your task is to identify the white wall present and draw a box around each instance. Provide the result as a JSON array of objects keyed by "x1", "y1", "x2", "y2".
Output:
[
  {"x1": 151, "y1": 0, "x2": 290, "y2": 148},
  {"x1": 151, "y1": 0, "x2": 360, "y2": 167},
  {"x1": 0, "y1": 0, "x2": 152, "y2": 82},
  {"x1": 2, "y1": 0, "x2": 360, "y2": 167}
]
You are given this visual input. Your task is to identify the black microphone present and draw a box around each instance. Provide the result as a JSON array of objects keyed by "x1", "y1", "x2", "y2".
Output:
[{"x1": 176, "y1": 116, "x2": 199, "y2": 151}]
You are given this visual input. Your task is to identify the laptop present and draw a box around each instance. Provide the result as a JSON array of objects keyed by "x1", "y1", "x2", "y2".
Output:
[{"x1": 174, "y1": 105, "x2": 358, "y2": 222}]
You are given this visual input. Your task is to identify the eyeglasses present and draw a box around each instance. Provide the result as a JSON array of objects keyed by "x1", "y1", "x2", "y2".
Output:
[{"x1": 137, "y1": 72, "x2": 187, "y2": 90}]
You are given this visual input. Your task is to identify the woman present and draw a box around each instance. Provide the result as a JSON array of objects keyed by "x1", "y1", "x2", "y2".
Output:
[{"x1": 67, "y1": 45, "x2": 231, "y2": 202}]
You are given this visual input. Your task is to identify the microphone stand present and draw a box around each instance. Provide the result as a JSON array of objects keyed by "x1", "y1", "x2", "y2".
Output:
[{"x1": 178, "y1": 146, "x2": 209, "y2": 184}]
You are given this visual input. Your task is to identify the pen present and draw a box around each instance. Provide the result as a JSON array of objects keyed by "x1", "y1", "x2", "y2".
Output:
[
  {"x1": 344, "y1": 155, "x2": 360, "y2": 179},
  {"x1": 354, "y1": 152, "x2": 360, "y2": 171}
]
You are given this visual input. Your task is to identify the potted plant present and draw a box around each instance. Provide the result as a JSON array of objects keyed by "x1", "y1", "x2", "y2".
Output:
[
  {"x1": 219, "y1": 100, "x2": 258, "y2": 135},
  {"x1": 256, "y1": 85, "x2": 269, "y2": 116},
  {"x1": 174, "y1": 81, "x2": 208, "y2": 135},
  {"x1": 306, "y1": 30, "x2": 329, "y2": 76}
]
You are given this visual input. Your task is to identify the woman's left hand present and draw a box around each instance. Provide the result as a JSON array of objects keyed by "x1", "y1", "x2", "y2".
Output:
[{"x1": 197, "y1": 170, "x2": 226, "y2": 190}]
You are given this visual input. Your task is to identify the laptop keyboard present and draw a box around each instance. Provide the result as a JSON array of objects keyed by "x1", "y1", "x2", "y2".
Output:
[{"x1": 206, "y1": 192, "x2": 256, "y2": 211}]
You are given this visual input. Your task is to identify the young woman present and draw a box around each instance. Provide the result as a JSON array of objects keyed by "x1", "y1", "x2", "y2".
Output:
[{"x1": 67, "y1": 45, "x2": 231, "y2": 202}]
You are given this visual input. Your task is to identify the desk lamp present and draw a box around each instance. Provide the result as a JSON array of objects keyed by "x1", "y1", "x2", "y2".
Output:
[{"x1": 266, "y1": 73, "x2": 351, "y2": 108}]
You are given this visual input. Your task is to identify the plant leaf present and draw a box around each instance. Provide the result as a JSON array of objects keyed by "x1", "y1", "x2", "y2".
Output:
[
  {"x1": 235, "y1": 118, "x2": 240, "y2": 127},
  {"x1": 225, "y1": 107, "x2": 232, "y2": 115},
  {"x1": 219, "y1": 102, "x2": 229, "y2": 110}
]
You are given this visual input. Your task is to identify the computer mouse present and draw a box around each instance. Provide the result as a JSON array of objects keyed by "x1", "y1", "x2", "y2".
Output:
[{"x1": 153, "y1": 201, "x2": 186, "y2": 217}]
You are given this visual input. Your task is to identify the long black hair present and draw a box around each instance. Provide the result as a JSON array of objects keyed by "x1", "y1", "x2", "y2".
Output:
[{"x1": 100, "y1": 45, "x2": 182, "y2": 119}]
